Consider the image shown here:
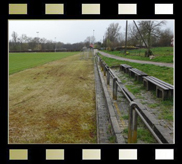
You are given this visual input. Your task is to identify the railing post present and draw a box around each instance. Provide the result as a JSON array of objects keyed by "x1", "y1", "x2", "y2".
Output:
[
  {"x1": 120, "y1": 64, "x2": 122, "y2": 71},
  {"x1": 132, "y1": 109, "x2": 138, "y2": 143},
  {"x1": 102, "y1": 62, "x2": 105, "y2": 72},
  {"x1": 113, "y1": 77, "x2": 118, "y2": 100},
  {"x1": 128, "y1": 103, "x2": 133, "y2": 143},
  {"x1": 107, "y1": 68, "x2": 110, "y2": 85},
  {"x1": 99, "y1": 58, "x2": 101, "y2": 67},
  {"x1": 128, "y1": 102, "x2": 138, "y2": 143},
  {"x1": 101, "y1": 60, "x2": 103, "y2": 71},
  {"x1": 104, "y1": 64, "x2": 107, "y2": 76}
]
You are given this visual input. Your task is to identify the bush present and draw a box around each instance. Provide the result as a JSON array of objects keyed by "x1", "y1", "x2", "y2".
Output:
[{"x1": 126, "y1": 51, "x2": 130, "y2": 55}]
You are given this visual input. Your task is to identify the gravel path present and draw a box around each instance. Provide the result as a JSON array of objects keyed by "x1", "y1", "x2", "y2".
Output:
[{"x1": 99, "y1": 51, "x2": 173, "y2": 68}]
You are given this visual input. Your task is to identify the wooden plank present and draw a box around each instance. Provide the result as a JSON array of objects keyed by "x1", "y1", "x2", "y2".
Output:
[
  {"x1": 121, "y1": 64, "x2": 132, "y2": 68},
  {"x1": 130, "y1": 69, "x2": 147, "y2": 78},
  {"x1": 149, "y1": 76, "x2": 173, "y2": 89},
  {"x1": 145, "y1": 76, "x2": 172, "y2": 90},
  {"x1": 130, "y1": 68, "x2": 147, "y2": 76},
  {"x1": 143, "y1": 76, "x2": 169, "y2": 90}
]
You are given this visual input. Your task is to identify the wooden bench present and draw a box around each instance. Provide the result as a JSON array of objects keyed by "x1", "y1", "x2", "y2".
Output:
[
  {"x1": 143, "y1": 76, "x2": 173, "y2": 100},
  {"x1": 120, "y1": 64, "x2": 132, "y2": 73},
  {"x1": 129, "y1": 68, "x2": 148, "y2": 82}
]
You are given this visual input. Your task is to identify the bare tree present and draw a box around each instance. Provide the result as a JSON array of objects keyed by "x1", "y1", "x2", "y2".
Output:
[
  {"x1": 137, "y1": 20, "x2": 166, "y2": 56},
  {"x1": 84, "y1": 36, "x2": 95, "y2": 47},
  {"x1": 11, "y1": 31, "x2": 18, "y2": 43},
  {"x1": 158, "y1": 28, "x2": 173, "y2": 47},
  {"x1": 104, "y1": 23, "x2": 122, "y2": 50}
]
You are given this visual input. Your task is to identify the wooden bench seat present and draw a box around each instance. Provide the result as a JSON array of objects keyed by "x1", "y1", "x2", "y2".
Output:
[
  {"x1": 143, "y1": 76, "x2": 173, "y2": 100},
  {"x1": 120, "y1": 64, "x2": 132, "y2": 73},
  {"x1": 129, "y1": 68, "x2": 148, "y2": 82}
]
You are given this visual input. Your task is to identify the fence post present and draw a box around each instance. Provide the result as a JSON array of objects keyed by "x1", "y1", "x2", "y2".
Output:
[
  {"x1": 128, "y1": 103, "x2": 133, "y2": 143},
  {"x1": 120, "y1": 64, "x2": 122, "y2": 71},
  {"x1": 113, "y1": 77, "x2": 118, "y2": 100},
  {"x1": 102, "y1": 61, "x2": 105, "y2": 71},
  {"x1": 104, "y1": 65, "x2": 107, "y2": 76},
  {"x1": 132, "y1": 109, "x2": 138, "y2": 143},
  {"x1": 101, "y1": 61, "x2": 104, "y2": 71},
  {"x1": 107, "y1": 68, "x2": 110, "y2": 85},
  {"x1": 128, "y1": 102, "x2": 138, "y2": 143}
]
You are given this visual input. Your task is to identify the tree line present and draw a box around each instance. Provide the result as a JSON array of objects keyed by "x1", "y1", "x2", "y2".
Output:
[
  {"x1": 9, "y1": 20, "x2": 173, "y2": 52},
  {"x1": 9, "y1": 32, "x2": 89, "y2": 52},
  {"x1": 102, "y1": 20, "x2": 173, "y2": 53}
]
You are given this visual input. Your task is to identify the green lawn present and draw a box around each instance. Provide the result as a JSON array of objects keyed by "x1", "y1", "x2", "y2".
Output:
[
  {"x1": 98, "y1": 54, "x2": 173, "y2": 85},
  {"x1": 9, "y1": 52, "x2": 79, "y2": 75},
  {"x1": 102, "y1": 47, "x2": 173, "y2": 63}
]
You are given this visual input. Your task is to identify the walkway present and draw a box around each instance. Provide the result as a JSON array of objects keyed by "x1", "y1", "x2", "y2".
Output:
[{"x1": 99, "y1": 51, "x2": 173, "y2": 68}]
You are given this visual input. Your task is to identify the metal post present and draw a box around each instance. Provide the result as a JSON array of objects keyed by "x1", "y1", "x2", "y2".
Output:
[
  {"x1": 120, "y1": 65, "x2": 122, "y2": 71},
  {"x1": 125, "y1": 20, "x2": 128, "y2": 54},
  {"x1": 113, "y1": 77, "x2": 117, "y2": 100},
  {"x1": 128, "y1": 104, "x2": 133, "y2": 143},
  {"x1": 55, "y1": 37, "x2": 57, "y2": 52},
  {"x1": 132, "y1": 109, "x2": 138, "y2": 143},
  {"x1": 102, "y1": 62, "x2": 104, "y2": 71},
  {"x1": 37, "y1": 32, "x2": 39, "y2": 51},
  {"x1": 104, "y1": 65, "x2": 107, "y2": 76},
  {"x1": 128, "y1": 102, "x2": 138, "y2": 143},
  {"x1": 107, "y1": 69, "x2": 110, "y2": 85}
]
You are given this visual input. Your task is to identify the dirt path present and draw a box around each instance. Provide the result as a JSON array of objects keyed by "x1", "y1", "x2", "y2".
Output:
[
  {"x1": 99, "y1": 51, "x2": 173, "y2": 68},
  {"x1": 9, "y1": 53, "x2": 96, "y2": 143}
]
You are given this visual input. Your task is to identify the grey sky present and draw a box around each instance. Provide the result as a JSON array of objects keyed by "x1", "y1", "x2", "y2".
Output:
[{"x1": 9, "y1": 20, "x2": 174, "y2": 44}]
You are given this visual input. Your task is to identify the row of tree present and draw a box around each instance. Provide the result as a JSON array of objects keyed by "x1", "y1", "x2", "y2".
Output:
[
  {"x1": 9, "y1": 32, "x2": 89, "y2": 51},
  {"x1": 9, "y1": 20, "x2": 173, "y2": 52},
  {"x1": 102, "y1": 20, "x2": 173, "y2": 52}
]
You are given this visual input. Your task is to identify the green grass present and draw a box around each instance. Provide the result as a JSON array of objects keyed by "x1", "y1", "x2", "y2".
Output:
[
  {"x1": 137, "y1": 128, "x2": 157, "y2": 143},
  {"x1": 102, "y1": 47, "x2": 173, "y2": 63},
  {"x1": 158, "y1": 99, "x2": 173, "y2": 121},
  {"x1": 98, "y1": 54, "x2": 173, "y2": 85},
  {"x1": 121, "y1": 115, "x2": 129, "y2": 120},
  {"x1": 108, "y1": 136, "x2": 116, "y2": 143},
  {"x1": 9, "y1": 52, "x2": 79, "y2": 75},
  {"x1": 148, "y1": 103, "x2": 159, "y2": 108},
  {"x1": 125, "y1": 85, "x2": 141, "y2": 94},
  {"x1": 123, "y1": 127, "x2": 157, "y2": 143}
]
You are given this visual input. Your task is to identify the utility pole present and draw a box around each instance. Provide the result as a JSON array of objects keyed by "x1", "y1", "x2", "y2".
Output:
[
  {"x1": 133, "y1": 21, "x2": 148, "y2": 48},
  {"x1": 93, "y1": 30, "x2": 95, "y2": 47},
  {"x1": 55, "y1": 37, "x2": 56, "y2": 52},
  {"x1": 103, "y1": 36, "x2": 104, "y2": 49},
  {"x1": 133, "y1": 20, "x2": 152, "y2": 57},
  {"x1": 125, "y1": 20, "x2": 128, "y2": 54},
  {"x1": 37, "y1": 32, "x2": 39, "y2": 51}
]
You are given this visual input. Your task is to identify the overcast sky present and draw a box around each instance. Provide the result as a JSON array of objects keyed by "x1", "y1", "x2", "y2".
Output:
[{"x1": 9, "y1": 20, "x2": 174, "y2": 44}]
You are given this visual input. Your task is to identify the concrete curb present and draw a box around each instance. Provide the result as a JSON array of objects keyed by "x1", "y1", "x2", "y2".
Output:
[
  {"x1": 95, "y1": 58, "x2": 125, "y2": 143},
  {"x1": 94, "y1": 59, "x2": 100, "y2": 143}
]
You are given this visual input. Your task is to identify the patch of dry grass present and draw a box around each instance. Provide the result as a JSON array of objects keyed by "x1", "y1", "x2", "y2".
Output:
[{"x1": 9, "y1": 53, "x2": 96, "y2": 143}]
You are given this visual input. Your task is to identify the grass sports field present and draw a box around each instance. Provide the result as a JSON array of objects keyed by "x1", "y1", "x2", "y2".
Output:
[
  {"x1": 9, "y1": 52, "x2": 78, "y2": 75},
  {"x1": 9, "y1": 52, "x2": 96, "y2": 143}
]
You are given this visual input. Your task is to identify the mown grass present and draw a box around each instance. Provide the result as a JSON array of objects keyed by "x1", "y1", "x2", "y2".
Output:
[
  {"x1": 9, "y1": 52, "x2": 79, "y2": 75},
  {"x1": 98, "y1": 54, "x2": 173, "y2": 85},
  {"x1": 9, "y1": 53, "x2": 97, "y2": 143},
  {"x1": 102, "y1": 47, "x2": 173, "y2": 63}
]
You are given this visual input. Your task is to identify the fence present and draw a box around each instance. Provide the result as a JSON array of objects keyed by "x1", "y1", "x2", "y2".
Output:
[{"x1": 96, "y1": 54, "x2": 172, "y2": 144}]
